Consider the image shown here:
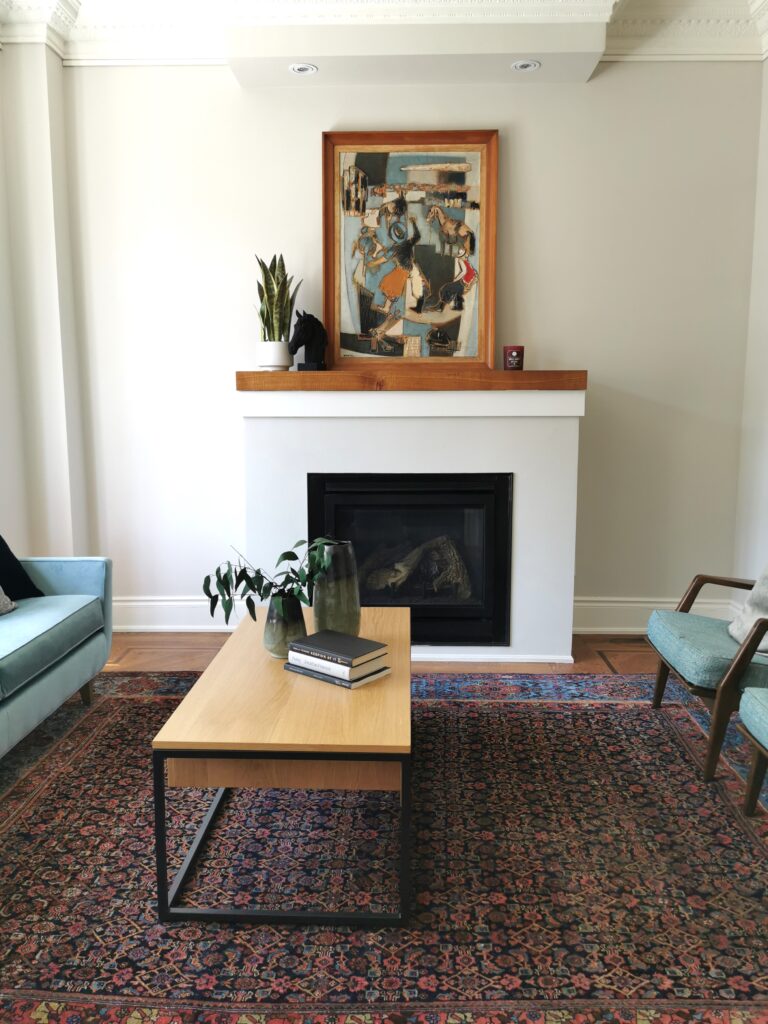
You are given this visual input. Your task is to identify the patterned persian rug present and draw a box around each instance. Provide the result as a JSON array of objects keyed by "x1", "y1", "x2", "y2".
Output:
[{"x1": 1, "y1": 672, "x2": 767, "y2": 1024}]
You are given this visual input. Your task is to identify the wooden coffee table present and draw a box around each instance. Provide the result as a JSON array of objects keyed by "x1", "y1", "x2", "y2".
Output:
[{"x1": 152, "y1": 606, "x2": 411, "y2": 926}]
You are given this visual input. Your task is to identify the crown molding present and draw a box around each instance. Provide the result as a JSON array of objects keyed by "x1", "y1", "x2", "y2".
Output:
[
  {"x1": 0, "y1": 0, "x2": 78, "y2": 31},
  {"x1": 67, "y1": 0, "x2": 620, "y2": 32},
  {"x1": 0, "y1": 0, "x2": 765, "y2": 64},
  {"x1": 751, "y1": 0, "x2": 768, "y2": 54},
  {"x1": 0, "y1": 0, "x2": 77, "y2": 53},
  {"x1": 605, "y1": 0, "x2": 765, "y2": 59}
]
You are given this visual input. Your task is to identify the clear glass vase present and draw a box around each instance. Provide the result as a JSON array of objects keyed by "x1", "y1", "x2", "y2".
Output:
[
  {"x1": 313, "y1": 541, "x2": 361, "y2": 637},
  {"x1": 263, "y1": 594, "x2": 307, "y2": 659}
]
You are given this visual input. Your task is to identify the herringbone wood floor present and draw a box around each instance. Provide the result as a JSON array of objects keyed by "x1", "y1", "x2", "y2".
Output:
[{"x1": 105, "y1": 633, "x2": 658, "y2": 675}]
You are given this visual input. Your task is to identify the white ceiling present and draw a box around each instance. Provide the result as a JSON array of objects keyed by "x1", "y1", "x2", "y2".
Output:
[{"x1": 0, "y1": 0, "x2": 765, "y2": 66}]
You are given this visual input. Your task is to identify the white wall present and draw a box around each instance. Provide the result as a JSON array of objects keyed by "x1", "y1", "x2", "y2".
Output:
[
  {"x1": 0, "y1": 53, "x2": 30, "y2": 552},
  {"x1": 735, "y1": 62, "x2": 768, "y2": 578},
  {"x1": 60, "y1": 60, "x2": 760, "y2": 626},
  {"x1": 2, "y1": 55, "x2": 761, "y2": 627}
]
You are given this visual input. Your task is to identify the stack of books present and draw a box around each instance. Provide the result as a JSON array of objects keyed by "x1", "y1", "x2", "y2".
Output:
[{"x1": 285, "y1": 630, "x2": 390, "y2": 689}]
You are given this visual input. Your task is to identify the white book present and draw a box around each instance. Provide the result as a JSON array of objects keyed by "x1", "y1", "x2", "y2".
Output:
[{"x1": 288, "y1": 650, "x2": 388, "y2": 681}]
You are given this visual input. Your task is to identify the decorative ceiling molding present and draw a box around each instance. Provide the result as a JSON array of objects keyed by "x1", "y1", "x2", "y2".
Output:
[
  {"x1": 67, "y1": 0, "x2": 621, "y2": 32},
  {"x1": 0, "y1": 0, "x2": 764, "y2": 63},
  {"x1": 0, "y1": 0, "x2": 78, "y2": 31},
  {"x1": 0, "y1": 0, "x2": 78, "y2": 54},
  {"x1": 750, "y1": 0, "x2": 768, "y2": 53},
  {"x1": 605, "y1": 0, "x2": 764, "y2": 58}
]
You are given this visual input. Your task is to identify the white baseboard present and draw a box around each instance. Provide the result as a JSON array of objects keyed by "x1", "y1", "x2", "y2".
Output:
[
  {"x1": 113, "y1": 595, "x2": 740, "y2": 642},
  {"x1": 411, "y1": 649, "x2": 574, "y2": 663},
  {"x1": 113, "y1": 596, "x2": 236, "y2": 632},
  {"x1": 573, "y1": 596, "x2": 737, "y2": 634}
]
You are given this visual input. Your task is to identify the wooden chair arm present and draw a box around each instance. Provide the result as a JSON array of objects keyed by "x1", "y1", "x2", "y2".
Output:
[
  {"x1": 676, "y1": 574, "x2": 756, "y2": 613},
  {"x1": 716, "y1": 617, "x2": 768, "y2": 700}
]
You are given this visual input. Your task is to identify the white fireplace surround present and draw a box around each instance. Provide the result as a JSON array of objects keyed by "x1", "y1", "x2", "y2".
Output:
[{"x1": 242, "y1": 388, "x2": 585, "y2": 663}]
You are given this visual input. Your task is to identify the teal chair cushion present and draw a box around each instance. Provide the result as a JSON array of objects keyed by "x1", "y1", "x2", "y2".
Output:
[
  {"x1": 648, "y1": 609, "x2": 768, "y2": 691},
  {"x1": 0, "y1": 595, "x2": 104, "y2": 699},
  {"x1": 741, "y1": 688, "x2": 768, "y2": 750}
]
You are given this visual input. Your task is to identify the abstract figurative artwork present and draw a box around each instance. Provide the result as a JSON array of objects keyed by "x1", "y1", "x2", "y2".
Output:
[{"x1": 323, "y1": 131, "x2": 497, "y2": 367}]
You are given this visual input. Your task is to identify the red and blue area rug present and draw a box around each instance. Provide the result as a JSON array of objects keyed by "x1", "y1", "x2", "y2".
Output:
[{"x1": 1, "y1": 672, "x2": 767, "y2": 1024}]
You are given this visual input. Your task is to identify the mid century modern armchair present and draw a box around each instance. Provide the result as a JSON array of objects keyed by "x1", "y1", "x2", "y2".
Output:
[{"x1": 648, "y1": 573, "x2": 768, "y2": 783}]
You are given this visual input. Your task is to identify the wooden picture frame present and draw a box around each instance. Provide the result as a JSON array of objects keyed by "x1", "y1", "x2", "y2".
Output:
[{"x1": 322, "y1": 130, "x2": 498, "y2": 370}]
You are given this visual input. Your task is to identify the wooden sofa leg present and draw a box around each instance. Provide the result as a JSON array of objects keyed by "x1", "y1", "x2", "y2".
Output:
[
  {"x1": 652, "y1": 661, "x2": 670, "y2": 709},
  {"x1": 745, "y1": 748, "x2": 767, "y2": 816},
  {"x1": 79, "y1": 680, "x2": 93, "y2": 706}
]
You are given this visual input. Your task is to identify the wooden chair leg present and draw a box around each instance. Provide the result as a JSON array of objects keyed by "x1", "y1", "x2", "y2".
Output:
[
  {"x1": 703, "y1": 689, "x2": 740, "y2": 782},
  {"x1": 652, "y1": 661, "x2": 670, "y2": 709},
  {"x1": 79, "y1": 680, "x2": 93, "y2": 706},
  {"x1": 744, "y1": 747, "x2": 768, "y2": 816}
]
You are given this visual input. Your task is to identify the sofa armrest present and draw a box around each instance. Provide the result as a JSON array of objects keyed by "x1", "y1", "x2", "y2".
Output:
[{"x1": 19, "y1": 558, "x2": 113, "y2": 646}]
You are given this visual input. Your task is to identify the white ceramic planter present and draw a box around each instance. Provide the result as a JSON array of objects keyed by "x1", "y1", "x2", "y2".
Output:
[{"x1": 254, "y1": 340, "x2": 292, "y2": 371}]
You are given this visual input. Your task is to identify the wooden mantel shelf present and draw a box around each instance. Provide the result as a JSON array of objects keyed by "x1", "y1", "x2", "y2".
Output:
[{"x1": 236, "y1": 369, "x2": 587, "y2": 392}]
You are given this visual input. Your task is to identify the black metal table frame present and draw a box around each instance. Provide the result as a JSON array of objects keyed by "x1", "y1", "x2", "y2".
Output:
[{"x1": 153, "y1": 747, "x2": 412, "y2": 926}]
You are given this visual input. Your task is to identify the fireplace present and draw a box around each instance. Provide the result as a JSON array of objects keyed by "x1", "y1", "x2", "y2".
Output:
[{"x1": 308, "y1": 473, "x2": 512, "y2": 645}]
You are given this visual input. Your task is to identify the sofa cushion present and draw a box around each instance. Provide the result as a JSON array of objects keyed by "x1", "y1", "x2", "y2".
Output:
[
  {"x1": 648, "y1": 609, "x2": 768, "y2": 691},
  {"x1": 0, "y1": 535, "x2": 44, "y2": 600},
  {"x1": 740, "y1": 688, "x2": 768, "y2": 751},
  {"x1": 0, "y1": 595, "x2": 104, "y2": 699}
]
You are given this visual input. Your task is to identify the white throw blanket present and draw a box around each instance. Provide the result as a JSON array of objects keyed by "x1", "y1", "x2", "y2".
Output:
[{"x1": 729, "y1": 566, "x2": 768, "y2": 654}]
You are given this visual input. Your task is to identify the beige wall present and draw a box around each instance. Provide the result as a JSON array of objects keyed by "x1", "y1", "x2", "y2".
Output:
[
  {"x1": 62, "y1": 60, "x2": 760, "y2": 621},
  {"x1": 2, "y1": 55, "x2": 761, "y2": 625},
  {"x1": 0, "y1": 54, "x2": 30, "y2": 552},
  {"x1": 735, "y1": 61, "x2": 768, "y2": 577}
]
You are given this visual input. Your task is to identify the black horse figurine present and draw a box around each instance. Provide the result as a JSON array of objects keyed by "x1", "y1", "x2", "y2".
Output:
[{"x1": 289, "y1": 311, "x2": 328, "y2": 371}]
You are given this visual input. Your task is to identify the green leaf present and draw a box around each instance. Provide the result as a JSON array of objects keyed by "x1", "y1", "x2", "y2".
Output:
[
  {"x1": 245, "y1": 595, "x2": 257, "y2": 620},
  {"x1": 203, "y1": 576, "x2": 213, "y2": 599},
  {"x1": 222, "y1": 596, "x2": 233, "y2": 623},
  {"x1": 276, "y1": 550, "x2": 299, "y2": 565},
  {"x1": 209, "y1": 594, "x2": 218, "y2": 617},
  {"x1": 273, "y1": 273, "x2": 289, "y2": 341},
  {"x1": 288, "y1": 278, "x2": 302, "y2": 337},
  {"x1": 293, "y1": 539, "x2": 307, "y2": 548},
  {"x1": 216, "y1": 578, "x2": 226, "y2": 600}
]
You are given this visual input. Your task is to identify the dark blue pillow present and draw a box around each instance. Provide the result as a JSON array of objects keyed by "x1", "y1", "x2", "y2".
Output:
[{"x1": 0, "y1": 535, "x2": 44, "y2": 599}]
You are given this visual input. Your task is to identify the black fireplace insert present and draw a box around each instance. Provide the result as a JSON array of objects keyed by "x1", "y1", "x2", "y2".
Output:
[{"x1": 307, "y1": 473, "x2": 512, "y2": 645}]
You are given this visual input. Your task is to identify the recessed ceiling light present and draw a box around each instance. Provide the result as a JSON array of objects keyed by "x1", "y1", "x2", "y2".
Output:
[
  {"x1": 511, "y1": 59, "x2": 541, "y2": 73},
  {"x1": 289, "y1": 62, "x2": 318, "y2": 76}
]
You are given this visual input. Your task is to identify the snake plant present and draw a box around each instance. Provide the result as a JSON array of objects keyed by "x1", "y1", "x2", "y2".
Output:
[{"x1": 256, "y1": 253, "x2": 302, "y2": 343}]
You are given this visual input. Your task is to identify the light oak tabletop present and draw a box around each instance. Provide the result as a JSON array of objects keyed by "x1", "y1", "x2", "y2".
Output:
[{"x1": 152, "y1": 606, "x2": 411, "y2": 755}]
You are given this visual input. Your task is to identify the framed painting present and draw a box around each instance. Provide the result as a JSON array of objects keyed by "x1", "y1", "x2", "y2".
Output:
[{"x1": 322, "y1": 130, "x2": 498, "y2": 369}]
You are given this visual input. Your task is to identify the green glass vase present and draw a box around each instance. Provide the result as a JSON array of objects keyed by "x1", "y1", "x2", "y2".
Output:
[
  {"x1": 263, "y1": 594, "x2": 307, "y2": 659},
  {"x1": 313, "y1": 541, "x2": 361, "y2": 637}
]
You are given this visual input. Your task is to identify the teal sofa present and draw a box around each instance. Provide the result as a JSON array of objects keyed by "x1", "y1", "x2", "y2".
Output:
[{"x1": 0, "y1": 557, "x2": 112, "y2": 759}]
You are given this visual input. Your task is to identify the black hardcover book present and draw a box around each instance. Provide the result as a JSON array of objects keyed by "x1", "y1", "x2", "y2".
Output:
[
  {"x1": 288, "y1": 629, "x2": 389, "y2": 667},
  {"x1": 283, "y1": 661, "x2": 391, "y2": 689}
]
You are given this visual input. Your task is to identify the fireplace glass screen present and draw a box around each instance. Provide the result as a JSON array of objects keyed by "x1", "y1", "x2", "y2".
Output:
[{"x1": 308, "y1": 473, "x2": 512, "y2": 645}]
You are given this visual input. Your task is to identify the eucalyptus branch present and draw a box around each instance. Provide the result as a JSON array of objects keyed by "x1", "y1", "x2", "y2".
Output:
[{"x1": 203, "y1": 537, "x2": 337, "y2": 626}]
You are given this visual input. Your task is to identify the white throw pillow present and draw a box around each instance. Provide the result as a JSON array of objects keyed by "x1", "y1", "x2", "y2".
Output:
[
  {"x1": 0, "y1": 584, "x2": 16, "y2": 616},
  {"x1": 729, "y1": 565, "x2": 768, "y2": 654}
]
